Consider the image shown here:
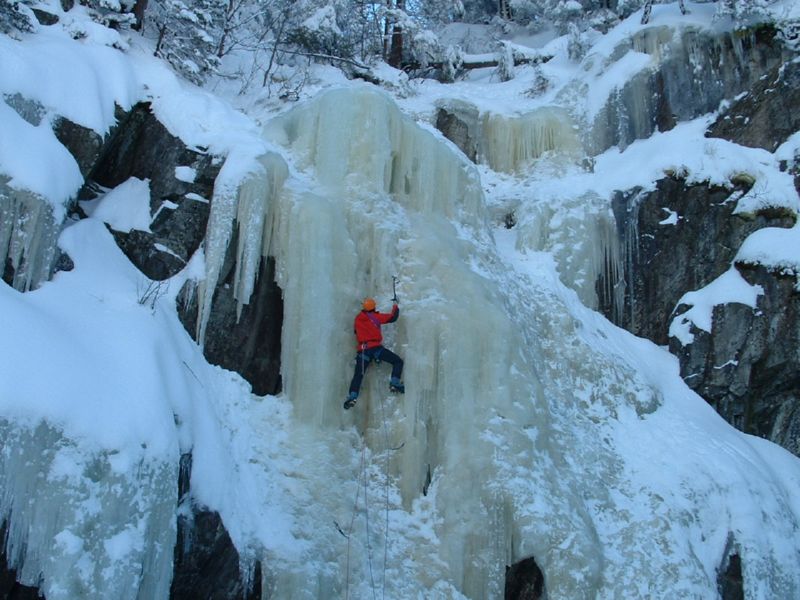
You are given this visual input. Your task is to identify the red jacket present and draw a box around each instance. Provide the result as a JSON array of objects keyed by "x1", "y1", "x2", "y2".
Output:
[{"x1": 354, "y1": 304, "x2": 399, "y2": 350}]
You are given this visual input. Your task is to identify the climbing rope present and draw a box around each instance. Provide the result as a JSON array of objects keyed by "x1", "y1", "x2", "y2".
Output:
[
  {"x1": 363, "y1": 434, "x2": 378, "y2": 600},
  {"x1": 343, "y1": 438, "x2": 365, "y2": 600},
  {"x1": 343, "y1": 421, "x2": 379, "y2": 600},
  {"x1": 378, "y1": 392, "x2": 391, "y2": 600},
  {"x1": 343, "y1": 376, "x2": 397, "y2": 599}
]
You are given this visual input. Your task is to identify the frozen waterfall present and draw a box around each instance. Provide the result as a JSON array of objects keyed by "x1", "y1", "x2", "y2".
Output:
[
  {"x1": 191, "y1": 86, "x2": 800, "y2": 598},
  {"x1": 435, "y1": 99, "x2": 584, "y2": 174},
  {"x1": 480, "y1": 107, "x2": 583, "y2": 174}
]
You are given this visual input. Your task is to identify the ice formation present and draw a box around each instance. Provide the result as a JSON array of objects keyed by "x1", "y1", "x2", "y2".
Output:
[
  {"x1": 435, "y1": 99, "x2": 584, "y2": 174},
  {"x1": 256, "y1": 86, "x2": 550, "y2": 598},
  {"x1": 195, "y1": 152, "x2": 288, "y2": 343},
  {"x1": 0, "y1": 421, "x2": 177, "y2": 600},
  {"x1": 214, "y1": 86, "x2": 800, "y2": 598},
  {"x1": 578, "y1": 20, "x2": 782, "y2": 155},
  {"x1": 514, "y1": 190, "x2": 621, "y2": 311},
  {"x1": 480, "y1": 107, "x2": 583, "y2": 173},
  {"x1": 0, "y1": 184, "x2": 62, "y2": 292}
]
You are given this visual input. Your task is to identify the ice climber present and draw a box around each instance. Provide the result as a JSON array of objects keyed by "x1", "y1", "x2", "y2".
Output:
[{"x1": 344, "y1": 297, "x2": 404, "y2": 410}]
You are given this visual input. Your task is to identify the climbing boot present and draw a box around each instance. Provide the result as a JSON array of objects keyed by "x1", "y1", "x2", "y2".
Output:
[
  {"x1": 389, "y1": 378, "x2": 405, "y2": 394},
  {"x1": 344, "y1": 392, "x2": 358, "y2": 410}
]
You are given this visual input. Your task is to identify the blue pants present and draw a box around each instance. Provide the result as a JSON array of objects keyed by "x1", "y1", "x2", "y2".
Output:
[{"x1": 348, "y1": 346, "x2": 403, "y2": 396}]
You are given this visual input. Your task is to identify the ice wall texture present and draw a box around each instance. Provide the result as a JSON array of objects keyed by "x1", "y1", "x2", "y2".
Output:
[
  {"x1": 195, "y1": 152, "x2": 288, "y2": 344},
  {"x1": 515, "y1": 190, "x2": 620, "y2": 312},
  {"x1": 261, "y1": 86, "x2": 557, "y2": 598},
  {"x1": 435, "y1": 99, "x2": 583, "y2": 174},
  {"x1": 480, "y1": 107, "x2": 583, "y2": 173},
  {"x1": 0, "y1": 183, "x2": 61, "y2": 291},
  {"x1": 0, "y1": 421, "x2": 177, "y2": 600},
  {"x1": 250, "y1": 87, "x2": 800, "y2": 598}
]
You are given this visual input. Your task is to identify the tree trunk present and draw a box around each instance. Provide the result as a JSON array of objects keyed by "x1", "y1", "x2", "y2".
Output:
[
  {"x1": 498, "y1": 0, "x2": 512, "y2": 20},
  {"x1": 132, "y1": 0, "x2": 148, "y2": 31},
  {"x1": 413, "y1": 53, "x2": 550, "y2": 73},
  {"x1": 388, "y1": 0, "x2": 404, "y2": 68}
]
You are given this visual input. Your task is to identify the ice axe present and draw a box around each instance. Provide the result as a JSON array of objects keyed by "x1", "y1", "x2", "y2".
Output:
[{"x1": 392, "y1": 275, "x2": 398, "y2": 303}]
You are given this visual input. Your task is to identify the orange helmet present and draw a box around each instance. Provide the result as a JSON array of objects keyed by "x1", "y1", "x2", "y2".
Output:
[{"x1": 362, "y1": 297, "x2": 376, "y2": 311}]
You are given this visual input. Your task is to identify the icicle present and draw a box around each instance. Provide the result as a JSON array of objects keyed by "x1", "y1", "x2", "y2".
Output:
[
  {"x1": 195, "y1": 152, "x2": 288, "y2": 345},
  {"x1": 265, "y1": 87, "x2": 488, "y2": 232},
  {"x1": 603, "y1": 210, "x2": 625, "y2": 325},
  {"x1": 623, "y1": 192, "x2": 642, "y2": 329},
  {"x1": 480, "y1": 107, "x2": 583, "y2": 174},
  {"x1": 0, "y1": 183, "x2": 62, "y2": 292},
  {"x1": 515, "y1": 191, "x2": 621, "y2": 310},
  {"x1": 232, "y1": 153, "x2": 287, "y2": 317},
  {"x1": 0, "y1": 420, "x2": 177, "y2": 600}
]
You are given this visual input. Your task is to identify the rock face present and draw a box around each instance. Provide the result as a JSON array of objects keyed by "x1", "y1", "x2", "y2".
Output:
[
  {"x1": 596, "y1": 176, "x2": 793, "y2": 345},
  {"x1": 52, "y1": 115, "x2": 104, "y2": 178},
  {"x1": 170, "y1": 455, "x2": 261, "y2": 600},
  {"x1": 706, "y1": 59, "x2": 800, "y2": 152},
  {"x1": 178, "y1": 234, "x2": 283, "y2": 397},
  {"x1": 595, "y1": 26, "x2": 800, "y2": 457},
  {"x1": 505, "y1": 556, "x2": 545, "y2": 600},
  {"x1": 598, "y1": 175, "x2": 799, "y2": 455},
  {"x1": 718, "y1": 551, "x2": 744, "y2": 600},
  {"x1": 590, "y1": 25, "x2": 788, "y2": 154},
  {"x1": 435, "y1": 100, "x2": 480, "y2": 162},
  {"x1": 82, "y1": 102, "x2": 219, "y2": 280},
  {"x1": 2, "y1": 99, "x2": 218, "y2": 290},
  {"x1": 670, "y1": 264, "x2": 800, "y2": 454}
]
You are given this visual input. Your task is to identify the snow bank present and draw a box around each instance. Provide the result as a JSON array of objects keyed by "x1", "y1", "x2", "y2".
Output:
[
  {"x1": 0, "y1": 100, "x2": 83, "y2": 216},
  {"x1": 669, "y1": 267, "x2": 764, "y2": 344},
  {"x1": 736, "y1": 224, "x2": 800, "y2": 276},
  {"x1": 0, "y1": 28, "x2": 140, "y2": 134},
  {"x1": 0, "y1": 218, "x2": 187, "y2": 459},
  {"x1": 0, "y1": 214, "x2": 302, "y2": 598},
  {"x1": 80, "y1": 177, "x2": 153, "y2": 233},
  {"x1": 0, "y1": 219, "x2": 188, "y2": 599}
]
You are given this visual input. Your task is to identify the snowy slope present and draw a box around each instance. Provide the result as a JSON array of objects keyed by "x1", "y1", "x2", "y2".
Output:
[{"x1": 1, "y1": 1, "x2": 800, "y2": 599}]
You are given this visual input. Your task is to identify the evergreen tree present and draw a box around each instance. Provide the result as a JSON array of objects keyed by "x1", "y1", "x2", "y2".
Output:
[
  {"x1": 147, "y1": 0, "x2": 225, "y2": 84},
  {"x1": 79, "y1": 0, "x2": 138, "y2": 28},
  {"x1": 0, "y1": 0, "x2": 35, "y2": 35},
  {"x1": 716, "y1": 0, "x2": 778, "y2": 26}
]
